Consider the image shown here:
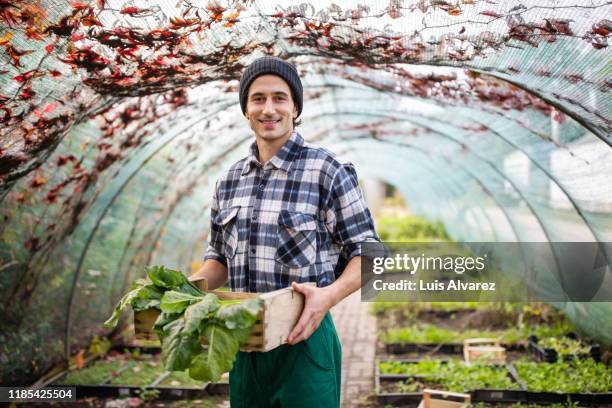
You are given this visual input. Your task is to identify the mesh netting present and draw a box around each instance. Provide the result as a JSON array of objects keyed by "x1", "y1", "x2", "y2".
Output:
[{"x1": 0, "y1": 0, "x2": 610, "y2": 385}]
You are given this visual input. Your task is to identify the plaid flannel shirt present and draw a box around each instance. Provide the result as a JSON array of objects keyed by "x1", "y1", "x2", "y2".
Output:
[{"x1": 204, "y1": 132, "x2": 379, "y2": 293}]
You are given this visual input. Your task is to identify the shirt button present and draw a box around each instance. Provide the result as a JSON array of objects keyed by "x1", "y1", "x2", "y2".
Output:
[
  {"x1": 251, "y1": 214, "x2": 257, "y2": 221},
  {"x1": 259, "y1": 184, "x2": 265, "y2": 190},
  {"x1": 250, "y1": 248, "x2": 256, "y2": 254}
]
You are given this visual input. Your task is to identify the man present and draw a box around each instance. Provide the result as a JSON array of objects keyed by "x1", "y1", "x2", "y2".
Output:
[{"x1": 190, "y1": 56, "x2": 379, "y2": 407}]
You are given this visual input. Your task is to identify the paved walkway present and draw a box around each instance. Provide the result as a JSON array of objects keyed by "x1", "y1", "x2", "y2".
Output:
[{"x1": 330, "y1": 290, "x2": 377, "y2": 408}]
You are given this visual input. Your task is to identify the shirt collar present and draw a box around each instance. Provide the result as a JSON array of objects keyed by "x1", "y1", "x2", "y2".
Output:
[{"x1": 241, "y1": 132, "x2": 304, "y2": 176}]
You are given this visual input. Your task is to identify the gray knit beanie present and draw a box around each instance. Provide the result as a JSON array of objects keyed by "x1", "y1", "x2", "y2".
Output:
[{"x1": 239, "y1": 56, "x2": 303, "y2": 117}]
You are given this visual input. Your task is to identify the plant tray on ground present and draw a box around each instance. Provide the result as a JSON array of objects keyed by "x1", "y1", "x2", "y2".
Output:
[
  {"x1": 377, "y1": 358, "x2": 612, "y2": 406},
  {"x1": 376, "y1": 358, "x2": 524, "y2": 406},
  {"x1": 528, "y1": 333, "x2": 601, "y2": 363}
]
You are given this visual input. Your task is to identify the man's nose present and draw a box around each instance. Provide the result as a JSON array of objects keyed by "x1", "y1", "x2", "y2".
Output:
[{"x1": 262, "y1": 98, "x2": 275, "y2": 114}]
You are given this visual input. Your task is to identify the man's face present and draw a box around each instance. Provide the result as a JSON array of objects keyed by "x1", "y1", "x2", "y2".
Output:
[{"x1": 245, "y1": 75, "x2": 297, "y2": 142}]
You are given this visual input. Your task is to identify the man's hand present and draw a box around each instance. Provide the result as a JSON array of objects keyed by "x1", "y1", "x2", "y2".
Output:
[{"x1": 287, "y1": 282, "x2": 334, "y2": 345}]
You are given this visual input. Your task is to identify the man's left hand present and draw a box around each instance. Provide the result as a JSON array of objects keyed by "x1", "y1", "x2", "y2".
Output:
[{"x1": 287, "y1": 282, "x2": 334, "y2": 345}]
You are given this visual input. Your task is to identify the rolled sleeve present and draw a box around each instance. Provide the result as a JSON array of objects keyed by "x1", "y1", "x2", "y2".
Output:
[
  {"x1": 203, "y1": 182, "x2": 227, "y2": 267},
  {"x1": 325, "y1": 163, "x2": 380, "y2": 263}
]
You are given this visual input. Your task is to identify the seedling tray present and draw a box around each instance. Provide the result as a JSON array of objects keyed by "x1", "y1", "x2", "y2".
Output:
[
  {"x1": 376, "y1": 359, "x2": 612, "y2": 406},
  {"x1": 375, "y1": 359, "x2": 526, "y2": 406},
  {"x1": 528, "y1": 333, "x2": 601, "y2": 363}
]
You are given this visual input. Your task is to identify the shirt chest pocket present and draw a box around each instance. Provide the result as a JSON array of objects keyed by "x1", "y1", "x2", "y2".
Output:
[
  {"x1": 276, "y1": 210, "x2": 318, "y2": 268},
  {"x1": 216, "y1": 206, "x2": 240, "y2": 259}
]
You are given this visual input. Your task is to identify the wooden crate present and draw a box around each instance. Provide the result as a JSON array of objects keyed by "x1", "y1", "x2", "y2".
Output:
[
  {"x1": 133, "y1": 278, "x2": 310, "y2": 352},
  {"x1": 417, "y1": 389, "x2": 470, "y2": 408},
  {"x1": 463, "y1": 338, "x2": 506, "y2": 364}
]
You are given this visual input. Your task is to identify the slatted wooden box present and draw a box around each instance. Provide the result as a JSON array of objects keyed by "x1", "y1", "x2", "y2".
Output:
[
  {"x1": 417, "y1": 389, "x2": 470, "y2": 408},
  {"x1": 133, "y1": 278, "x2": 310, "y2": 352},
  {"x1": 463, "y1": 338, "x2": 506, "y2": 364}
]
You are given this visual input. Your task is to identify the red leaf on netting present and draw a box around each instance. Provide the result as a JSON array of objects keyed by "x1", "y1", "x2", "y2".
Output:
[
  {"x1": 30, "y1": 174, "x2": 47, "y2": 188},
  {"x1": 120, "y1": 6, "x2": 148, "y2": 15},
  {"x1": 57, "y1": 154, "x2": 76, "y2": 166},
  {"x1": 4, "y1": 44, "x2": 33, "y2": 68},
  {"x1": 447, "y1": 6, "x2": 462, "y2": 16},
  {"x1": 96, "y1": 0, "x2": 107, "y2": 10},
  {"x1": 49, "y1": 69, "x2": 62, "y2": 77},
  {"x1": 169, "y1": 16, "x2": 199, "y2": 28},
  {"x1": 24, "y1": 236, "x2": 40, "y2": 252},
  {"x1": 46, "y1": 190, "x2": 59, "y2": 204},
  {"x1": 550, "y1": 19, "x2": 573, "y2": 36},
  {"x1": 0, "y1": 2, "x2": 20, "y2": 27},
  {"x1": 70, "y1": 32, "x2": 85, "y2": 42},
  {"x1": 45, "y1": 43, "x2": 54, "y2": 54},
  {"x1": 81, "y1": 10, "x2": 102, "y2": 27},
  {"x1": 44, "y1": 15, "x2": 77, "y2": 37},
  {"x1": 20, "y1": 86, "x2": 35, "y2": 100},
  {"x1": 25, "y1": 26, "x2": 45, "y2": 41},
  {"x1": 70, "y1": 1, "x2": 89, "y2": 11},
  {"x1": 591, "y1": 19, "x2": 611, "y2": 36},
  {"x1": 552, "y1": 110, "x2": 566, "y2": 124},
  {"x1": 565, "y1": 74, "x2": 583, "y2": 84},
  {"x1": 15, "y1": 192, "x2": 27, "y2": 203},
  {"x1": 480, "y1": 10, "x2": 503, "y2": 18}
]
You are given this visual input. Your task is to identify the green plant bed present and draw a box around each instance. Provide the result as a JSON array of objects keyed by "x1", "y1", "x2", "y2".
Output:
[
  {"x1": 379, "y1": 359, "x2": 520, "y2": 392},
  {"x1": 109, "y1": 359, "x2": 166, "y2": 386},
  {"x1": 381, "y1": 322, "x2": 572, "y2": 346},
  {"x1": 514, "y1": 359, "x2": 612, "y2": 393},
  {"x1": 58, "y1": 358, "x2": 135, "y2": 385}
]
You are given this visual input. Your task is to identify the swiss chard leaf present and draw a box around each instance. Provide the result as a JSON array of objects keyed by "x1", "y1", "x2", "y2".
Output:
[
  {"x1": 189, "y1": 323, "x2": 240, "y2": 382},
  {"x1": 160, "y1": 290, "x2": 204, "y2": 313},
  {"x1": 216, "y1": 299, "x2": 262, "y2": 330},
  {"x1": 146, "y1": 265, "x2": 188, "y2": 288},
  {"x1": 154, "y1": 311, "x2": 182, "y2": 334},
  {"x1": 103, "y1": 279, "x2": 148, "y2": 328},
  {"x1": 184, "y1": 294, "x2": 220, "y2": 335},
  {"x1": 161, "y1": 319, "x2": 202, "y2": 371},
  {"x1": 132, "y1": 284, "x2": 164, "y2": 311}
]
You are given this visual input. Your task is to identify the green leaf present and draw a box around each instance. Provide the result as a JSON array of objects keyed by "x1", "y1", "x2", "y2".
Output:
[
  {"x1": 216, "y1": 299, "x2": 262, "y2": 330},
  {"x1": 189, "y1": 324, "x2": 240, "y2": 382},
  {"x1": 154, "y1": 311, "x2": 182, "y2": 335},
  {"x1": 103, "y1": 279, "x2": 148, "y2": 328},
  {"x1": 184, "y1": 294, "x2": 220, "y2": 335},
  {"x1": 161, "y1": 319, "x2": 202, "y2": 371},
  {"x1": 160, "y1": 290, "x2": 204, "y2": 313},
  {"x1": 146, "y1": 265, "x2": 188, "y2": 288},
  {"x1": 132, "y1": 297, "x2": 161, "y2": 311}
]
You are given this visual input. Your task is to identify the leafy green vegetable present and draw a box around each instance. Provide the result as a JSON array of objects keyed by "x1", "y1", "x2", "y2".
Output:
[
  {"x1": 160, "y1": 319, "x2": 202, "y2": 371},
  {"x1": 189, "y1": 323, "x2": 241, "y2": 381},
  {"x1": 104, "y1": 278, "x2": 148, "y2": 327},
  {"x1": 105, "y1": 265, "x2": 262, "y2": 382},
  {"x1": 160, "y1": 290, "x2": 205, "y2": 313},
  {"x1": 146, "y1": 265, "x2": 189, "y2": 288}
]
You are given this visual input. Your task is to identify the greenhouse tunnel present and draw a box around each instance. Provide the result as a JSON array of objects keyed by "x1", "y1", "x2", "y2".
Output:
[{"x1": 0, "y1": 0, "x2": 611, "y2": 386}]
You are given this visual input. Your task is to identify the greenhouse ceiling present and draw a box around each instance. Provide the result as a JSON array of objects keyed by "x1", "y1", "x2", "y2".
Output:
[{"x1": 0, "y1": 0, "x2": 611, "y2": 385}]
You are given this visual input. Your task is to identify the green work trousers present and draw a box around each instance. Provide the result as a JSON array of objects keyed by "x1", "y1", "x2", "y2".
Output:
[{"x1": 229, "y1": 312, "x2": 342, "y2": 408}]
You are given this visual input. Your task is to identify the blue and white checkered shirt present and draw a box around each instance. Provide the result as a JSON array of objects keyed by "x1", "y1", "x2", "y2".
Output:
[{"x1": 204, "y1": 132, "x2": 379, "y2": 293}]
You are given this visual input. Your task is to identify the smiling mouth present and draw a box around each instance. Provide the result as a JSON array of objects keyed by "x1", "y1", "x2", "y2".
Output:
[{"x1": 259, "y1": 119, "x2": 280, "y2": 124}]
